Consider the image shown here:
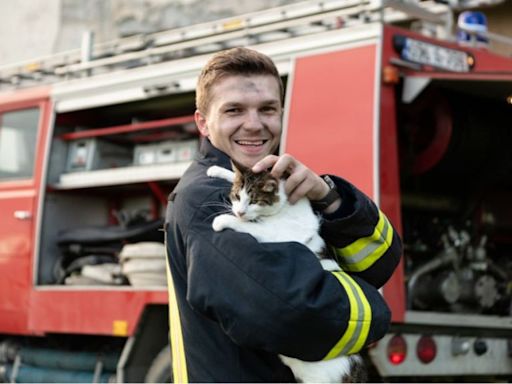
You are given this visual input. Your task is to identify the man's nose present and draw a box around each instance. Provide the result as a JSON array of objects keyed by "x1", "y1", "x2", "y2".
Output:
[{"x1": 243, "y1": 110, "x2": 264, "y2": 130}]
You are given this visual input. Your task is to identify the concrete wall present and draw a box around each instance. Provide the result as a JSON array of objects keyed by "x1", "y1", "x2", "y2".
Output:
[
  {"x1": 0, "y1": 0, "x2": 61, "y2": 65},
  {"x1": 0, "y1": 0, "x2": 297, "y2": 66}
]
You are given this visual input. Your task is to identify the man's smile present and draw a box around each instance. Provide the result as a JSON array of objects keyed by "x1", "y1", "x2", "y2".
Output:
[{"x1": 234, "y1": 140, "x2": 268, "y2": 146}]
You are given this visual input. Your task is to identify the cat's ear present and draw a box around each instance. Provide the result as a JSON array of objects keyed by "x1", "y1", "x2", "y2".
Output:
[{"x1": 262, "y1": 179, "x2": 278, "y2": 193}]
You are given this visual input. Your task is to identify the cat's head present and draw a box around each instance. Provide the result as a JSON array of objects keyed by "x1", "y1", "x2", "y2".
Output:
[{"x1": 230, "y1": 162, "x2": 286, "y2": 221}]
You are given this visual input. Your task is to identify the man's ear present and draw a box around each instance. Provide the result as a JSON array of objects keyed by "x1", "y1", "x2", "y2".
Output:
[{"x1": 195, "y1": 110, "x2": 209, "y2": 137}]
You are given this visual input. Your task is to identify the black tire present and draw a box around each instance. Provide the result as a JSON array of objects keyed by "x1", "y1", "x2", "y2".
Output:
[{"x1": 145, "y1": 344, "x2": 173, "y2": 383}]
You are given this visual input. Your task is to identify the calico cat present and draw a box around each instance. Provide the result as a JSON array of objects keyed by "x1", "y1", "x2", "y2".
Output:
[{"x1": 207, "y1": 164, "x2": 365, "y2": 383}]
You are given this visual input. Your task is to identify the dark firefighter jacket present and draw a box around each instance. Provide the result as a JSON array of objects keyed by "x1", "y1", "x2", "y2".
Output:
[{"x1": 164, "y1": 139, "x2": 402, "y2": 383}]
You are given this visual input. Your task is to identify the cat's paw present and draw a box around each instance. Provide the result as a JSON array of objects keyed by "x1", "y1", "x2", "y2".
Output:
[
  {"x1": 207, "y1": 166, "x2": 235, "y2": 182},
  {"x1": 320, "y1": 258, "x2": 341, "y2": 272},
  {"x1": 207, "y1": 166, "x2": 224, "y2": 178},
  {"x1": 212, "y1": 214, "x2": 238, "y2": 232}
]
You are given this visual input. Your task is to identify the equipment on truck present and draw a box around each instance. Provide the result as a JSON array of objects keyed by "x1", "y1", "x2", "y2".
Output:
[{"x1": 0, "y1": 0, "x2": 512, "y2": 381}]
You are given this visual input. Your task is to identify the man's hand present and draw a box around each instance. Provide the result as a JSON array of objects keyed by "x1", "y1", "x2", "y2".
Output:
[{"x1": 252, "y1": 154, "x2": 341, "y2": 213}]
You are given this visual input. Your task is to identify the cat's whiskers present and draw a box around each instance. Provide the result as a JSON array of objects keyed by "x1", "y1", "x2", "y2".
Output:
[
  {"x1": 200, "y1": 198, "x2": 234, "y2": 222},
  {"x1": 201, "y1": 201, "x2": 232, "y2": 209}
]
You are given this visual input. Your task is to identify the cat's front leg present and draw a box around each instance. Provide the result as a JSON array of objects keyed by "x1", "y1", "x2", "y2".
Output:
[
  {"x1": 207, "y1": 166, "x2": 235, "y2": 183},
  {"x1": 212, "y1": 214, "x2": 239, "y2": 232}
]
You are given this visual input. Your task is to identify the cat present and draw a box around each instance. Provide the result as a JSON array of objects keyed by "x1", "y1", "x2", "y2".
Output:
[{"x1": 207, "y1": 164, "x2": 365, "y2": 383}]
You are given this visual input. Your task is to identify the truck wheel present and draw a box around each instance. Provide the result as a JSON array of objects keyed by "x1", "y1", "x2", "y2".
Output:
[{"x1": 145, "y1": 345, "x2": 172, "y2": 383}]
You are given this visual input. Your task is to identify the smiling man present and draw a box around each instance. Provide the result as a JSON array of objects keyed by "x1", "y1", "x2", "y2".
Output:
[
  {"x1": 195, "y1": 74, "x2": 282, "y2": 168},
  {"x1": 164, "y1": 47, "x2": 402, "y2": 382}
]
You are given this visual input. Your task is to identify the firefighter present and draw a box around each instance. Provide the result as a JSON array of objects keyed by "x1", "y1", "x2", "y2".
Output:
[{"x1": 164, "y1": 47, "x2": 402, "y2": 382}]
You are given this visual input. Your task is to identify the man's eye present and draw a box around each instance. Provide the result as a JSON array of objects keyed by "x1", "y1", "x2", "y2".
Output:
[
  {"x1": 261, "y1": 106, "x2": 277, "y2": 113},
  {"x1": 225, "y1": 108, "x2": 241, "y2": 114}
]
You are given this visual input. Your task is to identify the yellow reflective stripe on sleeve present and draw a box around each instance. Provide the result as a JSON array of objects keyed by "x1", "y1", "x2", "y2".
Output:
[
  {"x1": 165, "y1": 235, "x2": 188, "y2": 383},
  {"x1": 323, "y1": 271, "x2": 372, "y2": 360},
  {"x1": 334, "y1": 210, "x2": 393, "y2": 272}
]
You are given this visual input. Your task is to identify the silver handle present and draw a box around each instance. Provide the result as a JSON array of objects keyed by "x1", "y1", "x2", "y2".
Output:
[{"x1": 14, "y1": 210, "x2": 33, "y2": 220}]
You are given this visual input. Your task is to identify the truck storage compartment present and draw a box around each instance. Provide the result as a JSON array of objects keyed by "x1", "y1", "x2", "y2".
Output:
[
  {"x1": 398, "y1": 80, "x2": 512, "y2": 317},
  {"x1": 38, "y1": 92, "x2": 198, "y2": 286}
]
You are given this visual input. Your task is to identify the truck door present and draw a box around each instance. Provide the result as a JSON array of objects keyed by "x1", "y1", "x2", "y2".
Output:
[
  {"x1": 0, "y1": 98, "x2": 51, "y2": 333},
  {"x1": 283, "y1": 37, "x2": 381, "y2": 201}
]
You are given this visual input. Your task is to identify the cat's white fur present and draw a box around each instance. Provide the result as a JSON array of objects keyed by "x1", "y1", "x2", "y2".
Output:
[{"x1": 207, "y1": 165, "x2": 359, "y2": 383}]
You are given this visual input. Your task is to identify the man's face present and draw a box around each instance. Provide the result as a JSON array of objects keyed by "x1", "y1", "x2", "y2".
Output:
[{"x1": 195, "y1": 75, "x2": 282, "y2": 168}]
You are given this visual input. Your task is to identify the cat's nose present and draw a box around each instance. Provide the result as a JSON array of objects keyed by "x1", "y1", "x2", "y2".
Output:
[{"x1": 235, "y1": 210, "x2": 246, "y2": 218}]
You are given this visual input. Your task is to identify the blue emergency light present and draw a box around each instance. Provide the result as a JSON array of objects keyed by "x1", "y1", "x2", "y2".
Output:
[{"x1": 457, "y1": 11, "x2": 489, "y2": 47}]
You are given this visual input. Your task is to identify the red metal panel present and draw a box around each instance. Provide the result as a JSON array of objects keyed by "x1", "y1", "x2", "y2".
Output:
[
  {"x1": 379, "y1": 81, "x2": 406, "y2": 323},
  {"x1": 29, "y1": 290, "x2": 167, "y2": 336},
  {"x1": 0, "y1": 90, "x2": 52, "y2": 334},
  {"x1": 379, "y1": 26, "x2": 407, "y2": 322},
  {"x1": 284, "y1": 44, "x2": 378, "y2": 198},
  {"x1": 0, "y1": 245, "x2": 31, "y2": 333}
]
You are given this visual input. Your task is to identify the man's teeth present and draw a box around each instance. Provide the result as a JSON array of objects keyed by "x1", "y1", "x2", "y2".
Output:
[{"x1": 236, "y1": 140, "x2": 265, "y2": 146}]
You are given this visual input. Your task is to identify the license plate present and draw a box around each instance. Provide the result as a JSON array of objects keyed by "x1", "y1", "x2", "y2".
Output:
[{"x1": 401, "y1": 38, "x2": 472, "y2": 72}]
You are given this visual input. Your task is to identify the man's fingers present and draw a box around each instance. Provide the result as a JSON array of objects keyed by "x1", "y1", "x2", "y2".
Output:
[
  {"x1": 253, "y1": 153, "x2": 327, "y2": 202},
  {"x1": 284, "y1": 167, "x2": 307, "y2": 194},
  {"x1": 270, "y1": 154, "x2": 296, "y2": 179},
  {"x1": 251, "y1": 155, "x2": 279, "y2": 173},
  {"x1": 288, "y1": 181, "x2": 311, "y2": 204},
  {"x1": 253, "y1": 154, "x2": 297, "y2": 179},
  {"x1": 286, "y1": 167, "x2": 321, "y2": 203}
]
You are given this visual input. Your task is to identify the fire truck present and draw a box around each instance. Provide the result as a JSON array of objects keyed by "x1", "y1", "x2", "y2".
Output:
[{"x1": 0, "y1": 0, "x2": 511, "y2": 381}]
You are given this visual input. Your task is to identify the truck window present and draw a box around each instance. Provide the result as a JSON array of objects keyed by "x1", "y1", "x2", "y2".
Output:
[{"x1": 0, "y1": 108, "x2": 40, "y2": 180}]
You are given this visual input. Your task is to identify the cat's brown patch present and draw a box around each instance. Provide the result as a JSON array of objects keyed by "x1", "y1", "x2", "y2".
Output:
[{"x1": 231, "y1": 166, "x2": 280, "y2": 206}]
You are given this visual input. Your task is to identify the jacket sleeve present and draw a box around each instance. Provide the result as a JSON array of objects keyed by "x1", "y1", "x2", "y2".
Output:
[
  {"x1": 319, "y1": 175, "x2": 402, "y2": 289},
  {"x1": 179, "y1": 187, "x2": 391, "y2": 362}
]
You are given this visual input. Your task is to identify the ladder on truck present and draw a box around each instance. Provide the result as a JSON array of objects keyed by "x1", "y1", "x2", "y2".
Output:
[{"x1": 0, "y1": 0, "x2": 455, "y2": 89}]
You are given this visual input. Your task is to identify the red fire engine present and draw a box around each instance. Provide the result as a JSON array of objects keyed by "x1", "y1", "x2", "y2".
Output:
[{"x1": 0, "y1": 0, "x2": 511, "y2": 381}]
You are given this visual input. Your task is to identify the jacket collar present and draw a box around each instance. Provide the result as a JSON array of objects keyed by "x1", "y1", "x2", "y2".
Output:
[{"x1": 199, "y1": 138, "x2": 232, "y2": 170}]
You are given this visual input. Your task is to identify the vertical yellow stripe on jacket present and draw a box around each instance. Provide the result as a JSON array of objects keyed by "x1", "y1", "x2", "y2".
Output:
[
  {"x1": 165, "y1": 236, "x2": 188, "y2": 383},
  {"x1": 323, "y1": 271, "x2": 372, "y2": 360}
]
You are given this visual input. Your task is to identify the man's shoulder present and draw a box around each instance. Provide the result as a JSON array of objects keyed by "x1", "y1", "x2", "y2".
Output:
[{"x1": 173, "y1": 160, "x2": 231, "y2": 211}]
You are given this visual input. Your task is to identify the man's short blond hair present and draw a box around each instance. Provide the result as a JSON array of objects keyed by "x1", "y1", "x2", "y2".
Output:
[{"x1": 196, "y1": 47, "x2": 284, "y2": 115}]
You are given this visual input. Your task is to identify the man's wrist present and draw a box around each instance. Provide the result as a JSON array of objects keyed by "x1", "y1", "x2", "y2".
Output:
[{"x1": 310, "y1": 176, "x2": 341, "y2": 212}]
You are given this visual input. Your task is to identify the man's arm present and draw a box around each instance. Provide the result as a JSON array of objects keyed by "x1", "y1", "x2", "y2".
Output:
[
  {"x1": 253, "y1": 154, "x2": 402, "y2": 288},
  {"x1": 318, "y1": 175, "x2": 402, "y2": 288},
  {"x1": 185, "y1": 212, "x2": 391, "y2": 362}
]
